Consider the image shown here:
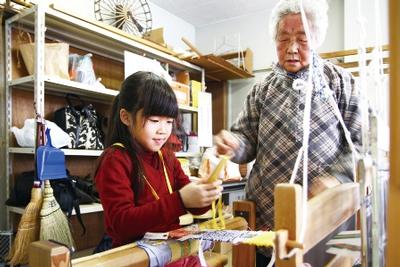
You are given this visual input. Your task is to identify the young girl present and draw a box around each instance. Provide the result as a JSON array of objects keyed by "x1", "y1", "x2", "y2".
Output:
[{"x1": 95, "y1": 71, "x2": 222, "y2": 265}]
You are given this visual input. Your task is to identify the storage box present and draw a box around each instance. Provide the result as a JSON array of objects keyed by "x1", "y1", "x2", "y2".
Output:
[
  {"x1": 171, "y1": 81, "x2": 190, "y2": 106},
  {"x1": 143, "y1": 27, "x2": 166, "y2": 47},
  {"x1": 175, "y1": 70, "x2": 190, "y2": 85}
]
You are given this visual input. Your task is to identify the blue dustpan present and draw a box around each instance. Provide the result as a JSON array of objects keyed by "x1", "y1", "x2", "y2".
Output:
[{"x1": 37, "y1": 128, "x2": 67, "y2": 180}]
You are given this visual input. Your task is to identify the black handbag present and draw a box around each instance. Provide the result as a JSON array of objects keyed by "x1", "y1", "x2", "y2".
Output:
[{"x1": 54, "y1": 93, "x2": 104, "y2": 150}]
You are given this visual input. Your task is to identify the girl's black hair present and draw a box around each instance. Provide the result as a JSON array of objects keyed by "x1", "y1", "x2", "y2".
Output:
[{"x1": 100, "y1": 71, "x2": 179, "y2": 200}]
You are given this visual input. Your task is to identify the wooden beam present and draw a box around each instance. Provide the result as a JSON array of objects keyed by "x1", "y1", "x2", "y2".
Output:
[
  {"x1": 352, "y1": 67, "x2": 389, "y2": 77},
  {"x1": 181, "y1": 37, "x2": 204, "y2": 57},
  {"x1": 336, "y1": 57, "x2": 389, "y2": 69},
  {"x1": 275, "y1": 184, "x2": 303, "y2": 267},
  {"x1": 232, "y1": 200, "x2": 256, "y2": 267},
  {"x1": 218, "y1": 48, "x2": 253, "y2": 73},
  {"x1": 206, "y1": 81, "x2": 228, "y2": 133},
  {"x1": 325, "y1": 255, "x2": 354, "y2": 267},
  {"x1": 29, "y1": 217, "x2": 247, "y2": 267},
  {"x1": 304, "y1": 183, "x2": 359, "y2": 253},
  {"x1": 275, "y1": 183, "x2": 360, "y2": 267},
  {"x1": 319, "y1": 45, "x2": 389, "y2": 59}
]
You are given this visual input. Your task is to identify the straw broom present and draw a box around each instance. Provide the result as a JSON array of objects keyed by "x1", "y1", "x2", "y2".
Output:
[
  {"x1": 40, "y1": 180, "x2": 75, "y2": 250},
  {"x1": 7, "y1": 181, "x2": 42, "y2": 266},
  {"x1": 7, "y1": 117, "x2": 46, "y2": 265}
]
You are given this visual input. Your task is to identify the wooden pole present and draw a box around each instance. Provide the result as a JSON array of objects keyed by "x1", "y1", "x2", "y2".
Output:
[{"x1": 387, "y1": 0, "x2": 400, "y2": 266}]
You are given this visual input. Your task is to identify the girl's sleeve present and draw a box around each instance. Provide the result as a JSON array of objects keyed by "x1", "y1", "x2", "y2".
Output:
[{"x1": 95, "y1": 149, "x2": 188, "y2": 244}]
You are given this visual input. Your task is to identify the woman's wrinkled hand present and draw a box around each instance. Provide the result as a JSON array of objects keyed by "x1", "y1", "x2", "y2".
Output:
[
  {"x1": 179, "y1": 178, "x2": 223, "y2": 208},
  {"x1": 214, "y1": 130, "x2": 240, "y2": 156}
]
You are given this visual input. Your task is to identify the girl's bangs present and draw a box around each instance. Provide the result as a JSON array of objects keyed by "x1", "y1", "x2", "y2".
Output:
[{"x1": 142, "y1": 82, "x2": 179, "y2": 118}]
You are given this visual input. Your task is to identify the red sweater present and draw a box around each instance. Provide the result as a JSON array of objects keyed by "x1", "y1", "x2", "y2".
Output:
[{"x1": 95, "y1": 147, "x2": 208, "y2": 247}]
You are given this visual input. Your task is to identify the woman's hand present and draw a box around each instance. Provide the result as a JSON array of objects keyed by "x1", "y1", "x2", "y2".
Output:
[
  {"x1": 179, "y1": 178, "x2": 223, "y2": 208},
  {"x1": 214, "y1": 130, "x2": 240, "y2": 156}
]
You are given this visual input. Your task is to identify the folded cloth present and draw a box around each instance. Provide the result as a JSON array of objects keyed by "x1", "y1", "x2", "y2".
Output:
[
  {"x1": 137, "y1": 240, "x2": 171, "y2": 267},
  {"x1": 137, "y1": 239, "x2": 213, "y2": 267}
]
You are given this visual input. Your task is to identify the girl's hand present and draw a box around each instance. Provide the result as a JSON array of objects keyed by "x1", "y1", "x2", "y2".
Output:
[
  {"x1": 179, "y1": 178, "x2": 223, "y2": 208},
  {"x1": 214, "y1": 130, "x2": 240, "y2": 156}
]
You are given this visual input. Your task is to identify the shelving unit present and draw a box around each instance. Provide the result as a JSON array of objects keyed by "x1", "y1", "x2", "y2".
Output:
[
  {"x1": 10, "y1": 147, "x2": 200, "y2": 158},
  {"x1": 4, "y1": 3, "x2": 205, "y2": 250}
]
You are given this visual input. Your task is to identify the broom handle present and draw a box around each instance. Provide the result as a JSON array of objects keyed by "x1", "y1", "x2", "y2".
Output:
[
  {"x1": 36, "y1": 117, "x2": 45, "y2": 147},
  {"x1": 35, "y1": 117, "x2": 45, "y2": 182}
]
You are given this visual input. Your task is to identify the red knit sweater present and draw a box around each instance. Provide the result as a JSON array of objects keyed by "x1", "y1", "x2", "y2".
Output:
[{"x1": 95, "y1": 147, "x2": 208, "y2": 247}]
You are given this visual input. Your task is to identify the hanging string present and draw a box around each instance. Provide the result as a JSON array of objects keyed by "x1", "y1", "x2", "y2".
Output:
[
  {"x1": 356, "y1": 0, "x2": 370, "y2": 156},
  {"x1": 297, "y1": 0, "x2": 314, "y2": 244},
  {"x1": 289, "y1": 146, "x2": 304, "y2": 184},
  {"x1": 372, "y1": 0, "x2": 386, "y2": 119},
  {"x1": 284, "y1": 0, "x2": 315, "y2": 258}
]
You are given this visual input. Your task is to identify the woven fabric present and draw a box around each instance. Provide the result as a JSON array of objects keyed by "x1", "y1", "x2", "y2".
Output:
[{"x1": 230, "y1": 54, "x2": 362, "y2": 232}]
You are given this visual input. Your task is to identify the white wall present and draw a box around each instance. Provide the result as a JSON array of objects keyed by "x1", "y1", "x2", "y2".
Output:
[
  {"x1": 148, "y1": 2, "x2": 195, "y2": 51},
  {"x1": 344, "y1": 0, "x2": 389, "y2": 49},
  {"x1": 197, "y1": 9, "x2": 273, "y2": 72}
]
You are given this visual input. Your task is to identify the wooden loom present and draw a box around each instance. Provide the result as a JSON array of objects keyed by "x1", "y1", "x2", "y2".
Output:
[
  {"x1": 231, "y1": 181, "x2": 361, "y2": 267},
  {"x1": 28, "y1": 216, "x2": 247, "y2": 267},
  {"x1": 273, "y1": 182, "x2": 360, "y2": 267}
]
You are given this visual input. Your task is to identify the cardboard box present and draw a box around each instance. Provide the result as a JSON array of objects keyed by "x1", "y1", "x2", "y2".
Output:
[
  {"x1": 175, "y1": 70, "x2": 190, "y2": 85},
  {"x1": 143, "y1": 27, "x2": 166, "y2": 47},
  {"x1": 171, "y1": 81, "x2": 190, "y2": 106}
]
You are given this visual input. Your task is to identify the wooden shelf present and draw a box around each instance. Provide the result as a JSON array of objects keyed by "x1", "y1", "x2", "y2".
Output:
[
  {"x1": 10, "y1": 5, "x2": 202, "y2": 73},
  {"x1": 8, "y1": 75, "x2": 118, "y2": 102},
  {"x1": 9, "y1": 147, "x2": 103, "y2": 156},
  {"x1": 185, "y1": 54, "x2": 254, "y2": 81},
  {"x1": 10, "y1": 147, "x2": 199, "y2": 158},
  {"x1": 178, "y1": 104, "x2": 198, "y2": 113}
]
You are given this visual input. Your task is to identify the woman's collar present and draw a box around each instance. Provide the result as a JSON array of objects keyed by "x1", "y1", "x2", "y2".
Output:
[{"x1": 272, "y1": 53, "x2": 328, "y2": 95}]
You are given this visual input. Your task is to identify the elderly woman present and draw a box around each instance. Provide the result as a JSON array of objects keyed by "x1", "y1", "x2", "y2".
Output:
[{"x1": 215, "y1": 0, "x2": 362, "y2": 266}]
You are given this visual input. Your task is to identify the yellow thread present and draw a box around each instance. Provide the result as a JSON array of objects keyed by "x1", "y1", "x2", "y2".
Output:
[
  {"x1": 158, "y1": 151, "x2": 173, "y2": 194},
  {"x1": 207, "y1": 156, "x2": 228, "y2": 183},
  {"x1": 207, "y1": 156, "x2": 228, "y2": 229},
  {"x1": 242, "y1": 231, "x2": 276, "y2": 247}
]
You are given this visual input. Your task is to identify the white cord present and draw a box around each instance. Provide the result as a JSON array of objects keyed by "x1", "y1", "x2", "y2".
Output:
[
  {"x1": 289, "y1": 146, "x2": 304, "y2": 184},
  {"x1": 265, "y1": 247, "x2": 276, "y2": 267},
  {"x1": 297, "y1": 0, "x2": 313, "y2": 244},
  {"x1": 356, "y1": 0, "x2": 370, "y2": 156}
]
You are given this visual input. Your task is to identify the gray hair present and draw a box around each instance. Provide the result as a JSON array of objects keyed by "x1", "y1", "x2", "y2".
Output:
[{"x1": 269, "y1": 0, "x2": 329, "y2": 48}]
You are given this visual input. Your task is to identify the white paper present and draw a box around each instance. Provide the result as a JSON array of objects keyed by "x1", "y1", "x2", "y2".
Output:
[
  {"x1": 198, "y1": 92, "x2": 213, "y2": 147},
  {"x1": 124, "y1": 51, "x2": 172, "y2": 83}
]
